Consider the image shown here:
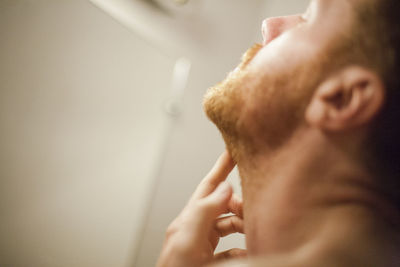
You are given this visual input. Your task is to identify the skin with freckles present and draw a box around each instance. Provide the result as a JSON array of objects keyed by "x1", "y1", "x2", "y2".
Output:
[{"x1": 159, "y1": 0, "x2": 400, "y2": 266}]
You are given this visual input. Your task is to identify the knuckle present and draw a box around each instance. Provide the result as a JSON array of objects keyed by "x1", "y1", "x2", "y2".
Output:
[
  {"x1": 196, "y1": 199, "x2": 214, "y2": 212},
  {"x1": 165, "y1": 222, "x2": 179, "y2": 238}
]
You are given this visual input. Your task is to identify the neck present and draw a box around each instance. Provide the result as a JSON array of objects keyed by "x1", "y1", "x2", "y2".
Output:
[{"x1": 235, "y1": 128, "x2": 400, "y2": 259}]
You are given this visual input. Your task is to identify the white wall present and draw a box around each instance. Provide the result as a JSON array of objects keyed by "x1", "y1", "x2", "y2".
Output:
[
  {"x1": 0, "y1": 1, "x2": 175, "y2": 266},
  {"x1": 263, "y1": 0, "x2": 310, "y2": 17}
]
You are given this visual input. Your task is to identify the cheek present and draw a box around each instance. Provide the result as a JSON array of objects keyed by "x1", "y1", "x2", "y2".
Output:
[
  {"x1": 236, "y1": 76, "x2": 294, "y2": 145},
  {"x1": 249, "y1": 31, "x2": 317, "y2": 76}
]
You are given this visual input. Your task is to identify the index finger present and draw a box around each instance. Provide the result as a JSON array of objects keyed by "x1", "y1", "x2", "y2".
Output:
[{"x1": 193, "y1": 151, "x2": 236, "y2": 200}]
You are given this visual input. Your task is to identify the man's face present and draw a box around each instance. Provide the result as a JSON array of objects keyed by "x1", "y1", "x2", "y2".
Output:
[{"x1": 203, "y1": 0, "x2": 356, "y2": 157}]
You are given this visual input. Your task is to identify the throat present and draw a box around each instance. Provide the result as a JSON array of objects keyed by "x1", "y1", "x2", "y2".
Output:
[{"x1": 235, "y1": 130, "x2": 400, "y2": 257}]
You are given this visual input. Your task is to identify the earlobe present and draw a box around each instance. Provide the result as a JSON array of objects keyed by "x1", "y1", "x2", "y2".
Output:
[{"x1": 306, "y1": 66, "x2": 385, "y2": 132}]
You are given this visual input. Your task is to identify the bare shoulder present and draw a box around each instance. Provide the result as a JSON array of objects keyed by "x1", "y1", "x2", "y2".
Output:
[
  {"x1": 206, "y1": 259, "x2": 249, "y2": 267},
  {"x1": 206, "y1": 253, "x2": 369, "y2": 267},
  {"x1": 207, "y1": 253, "x2": 314, "y2": 267},
  {"x1": 207, "y1": 259, "x2": 297, "y2": 267},
  {"x1": 207, "y1": 233, "x2": 400, "y2": 267},
  {"x1": 206, "y1": 257, "x2": 307, "y2": 267}
]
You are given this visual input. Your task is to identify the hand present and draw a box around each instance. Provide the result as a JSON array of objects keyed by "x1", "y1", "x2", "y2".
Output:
[{"x1": 157, "y1": 151, "x2": 246, "y2": 267}]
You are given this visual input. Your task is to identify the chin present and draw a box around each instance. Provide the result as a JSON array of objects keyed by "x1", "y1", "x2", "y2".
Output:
[{"x1": 203, "y1": 44, "x2": 263, "y2": 136}]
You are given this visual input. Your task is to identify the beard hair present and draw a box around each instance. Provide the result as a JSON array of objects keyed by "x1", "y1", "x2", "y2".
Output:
[
  {"x1": 203, "y1": 44, "x2": 263, "y2": 158},
  {"x1": 203, "y1": 43, "x2": 332, "y2": 161}
]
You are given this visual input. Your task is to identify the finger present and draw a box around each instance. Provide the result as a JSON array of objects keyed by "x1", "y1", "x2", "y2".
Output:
[
  {"x1": 193, "y1": 151, "x2": 236, "y2": 200},
  {"x1": 204, "y1": 151, "x2": 235, "y2": 185},
  {"x1": 200, "y1": 182, "x2": 233, "y2": 217},
  {"x1": 214, "y1": 248, "x2": 247, "y2": 261},
  {"x1": 190, "y1": 182, "x2": 233, "y2": 234},
  {"x1": 215, "y1": 215, "x2": 244, "y2": 237},
  {"x1": 227, "y1": 194, "x2": 243, "y2": 218}
]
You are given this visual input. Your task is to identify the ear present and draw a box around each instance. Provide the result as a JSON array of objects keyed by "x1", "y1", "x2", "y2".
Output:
[{"x1": 306, "y1": 66, "x2": 385, "y2": 131}]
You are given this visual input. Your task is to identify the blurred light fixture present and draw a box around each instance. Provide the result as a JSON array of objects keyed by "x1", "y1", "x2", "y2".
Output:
[
  {"x1": 144, "y1": 0, "x2": 194, "y2": 13},
  {"x1": 173, "y1": 0, "x2": 189, "y2": 5},
  {"x1": 164, "y1": 57, "x2": 191, "y2": 117},
  {"x1": 142, "y1": 0, "x2": 190, "y2": 11},
  {"x1": 90, "y1": 0, "x2": 200, "y2": 55}
]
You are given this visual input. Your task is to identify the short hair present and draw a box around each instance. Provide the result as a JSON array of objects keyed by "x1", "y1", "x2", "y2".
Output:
[{"x1": 353, "y1": 0, "x2": 400, "y2": 206}]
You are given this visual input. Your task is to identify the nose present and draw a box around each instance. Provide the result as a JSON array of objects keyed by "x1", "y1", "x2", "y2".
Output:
[{"x1": 262, "y1": 15, "x2": 304, "y2": 45}]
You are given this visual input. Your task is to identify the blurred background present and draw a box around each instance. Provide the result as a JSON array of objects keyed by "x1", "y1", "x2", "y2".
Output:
[{"x1": 0, "y1": 0, "x2": 308, "y2": 266}]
